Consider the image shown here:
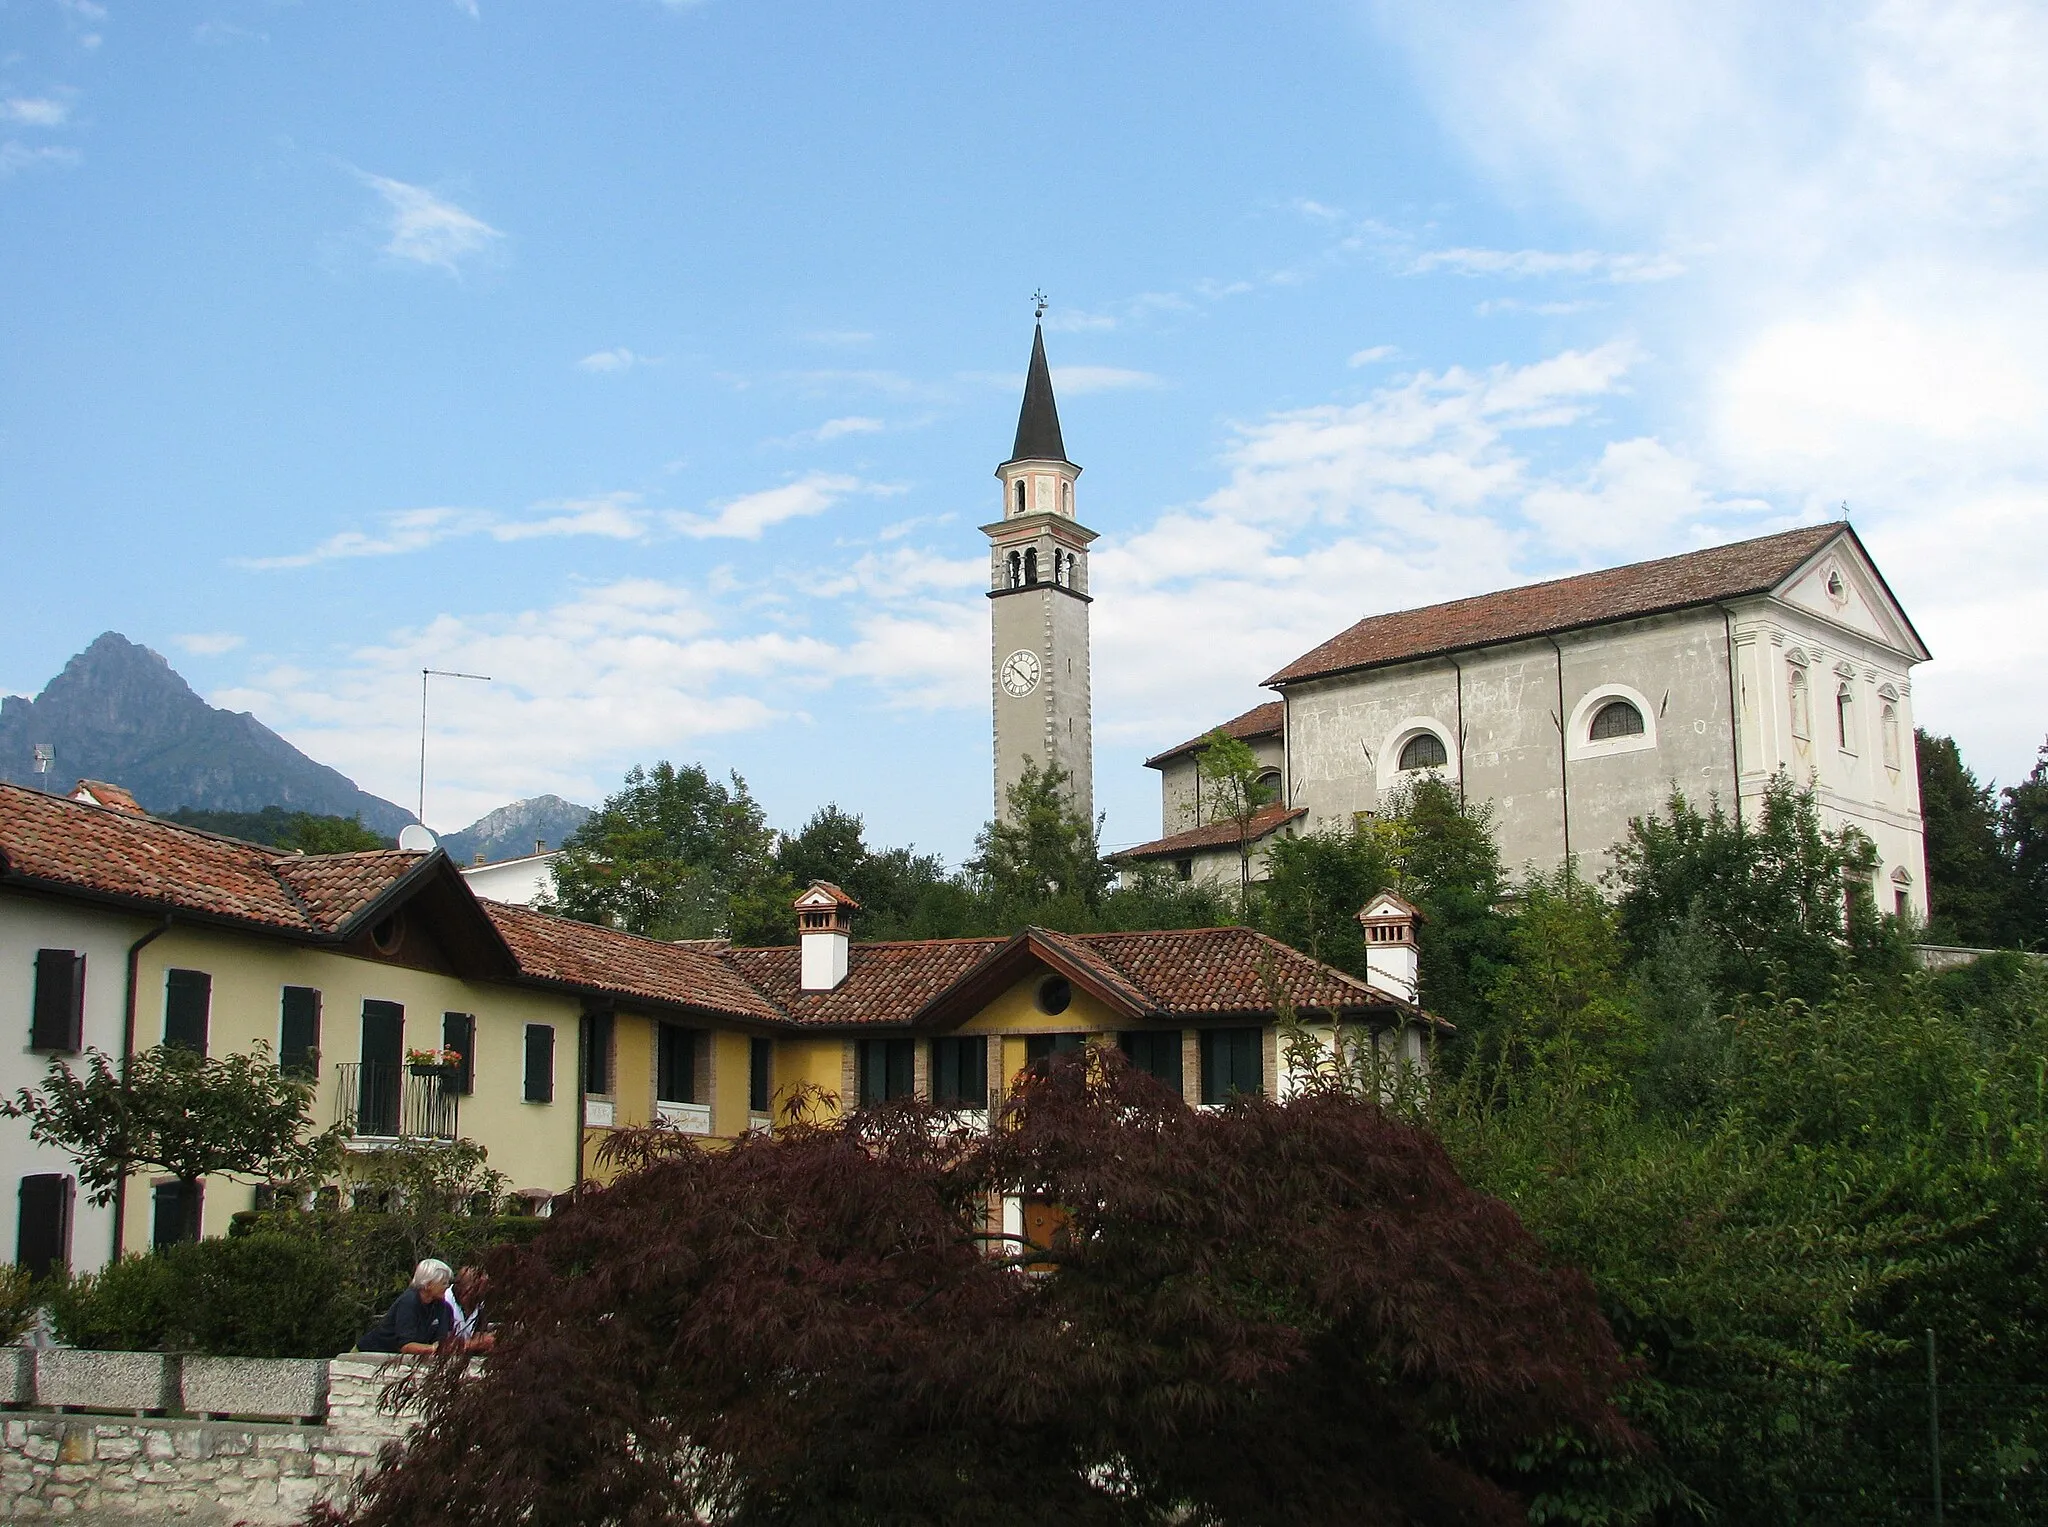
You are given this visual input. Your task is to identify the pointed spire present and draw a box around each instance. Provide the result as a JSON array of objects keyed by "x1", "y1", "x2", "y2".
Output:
[{"x1": 1006, "y1": 324, "x2": 1070, "y2": 465}]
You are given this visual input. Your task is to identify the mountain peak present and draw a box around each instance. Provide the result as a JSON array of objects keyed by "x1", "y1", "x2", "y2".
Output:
[{"x1": 0, "y1": 633, "x2": 415, "y2": 834}]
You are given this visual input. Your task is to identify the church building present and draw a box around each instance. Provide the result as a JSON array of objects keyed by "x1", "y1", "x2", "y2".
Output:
[{"x1": 1119, "y1": 524, "x2": 1932, "y2": 916}]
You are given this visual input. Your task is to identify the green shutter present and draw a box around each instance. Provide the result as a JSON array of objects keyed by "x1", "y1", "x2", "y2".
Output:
[
  {"x1": 280, "y1": 987, "x2": 321, "y2": 1078},
  {"x1": 524, "y1": 1024, "x2": 554, "y2": 1103},
  {"x1": 164, "y1": 970, "x2": 211, "y2": 1054},
  {"x1": 31, "y1": 949, "x2": 84, "y2": 1052},
  {"x1": 749, "y1": 1038, "x2": 772, "y2": 1114}
]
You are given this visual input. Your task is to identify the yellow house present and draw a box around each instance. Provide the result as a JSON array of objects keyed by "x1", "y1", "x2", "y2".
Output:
[{"x1": 4, "y1": 785, "x2": 1431, "y2": 1276}]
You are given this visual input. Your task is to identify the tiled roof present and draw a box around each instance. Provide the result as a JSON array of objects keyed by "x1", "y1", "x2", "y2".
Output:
[
  {"x1": 482, "y1": 900, "x2": 788, "y2": 1025},
  {"x1": 1110, "y1": 804, "x2": 1306, "y2": 864},
  {"x1": 1144, "y1": 701, "x2": 1285, "y2": 769},
  {"x1": 1266, "y1": 524, "x2": 1849, "y2": 687},
  {"x1": 275, "y1": 852, "x2": 430, "y2": 934},
  {"x1": 722, "y1": 937, "x2": 1004, "y2": 1027},
  {"x1": 1060, "y1": 925, "x2": 1384, "y2": 1019},
  {"x1": 0, "y1": 783, "x2": 421, "y2": 935}
]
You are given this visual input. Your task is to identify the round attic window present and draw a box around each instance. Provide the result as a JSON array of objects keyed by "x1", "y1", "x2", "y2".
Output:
[
  {"x1": 370, "y1": 915, "x2": 403, "y2": 954},
  {"x1": 1036, "y1": 976, "x2": 1072, "y2": 1015}
]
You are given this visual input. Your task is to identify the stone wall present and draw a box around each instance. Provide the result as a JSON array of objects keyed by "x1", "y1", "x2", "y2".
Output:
[{"x1": 0, "y1": 1354, "x2": 414, "y2": 1524}]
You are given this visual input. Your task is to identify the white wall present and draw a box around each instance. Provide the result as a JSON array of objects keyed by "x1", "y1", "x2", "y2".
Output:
[
  {"x1": 0, "y1": 892, "x2": 154, "y2": 1274},
  {"x1": 460, "y1": 853, "x2": 559, "y2": 907}
]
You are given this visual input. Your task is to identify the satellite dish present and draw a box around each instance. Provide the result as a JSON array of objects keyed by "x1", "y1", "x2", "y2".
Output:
[{"x1": 398, "y1": 824, "x2": 438, "y2": 853}]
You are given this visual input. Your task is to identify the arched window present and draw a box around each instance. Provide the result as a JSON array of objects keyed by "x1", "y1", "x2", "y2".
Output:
[
  {"x1": 1398, "y1": 732, "x2": 1448, "y2": 771},
  {"x1": 1023, "y1": 547, "x2": 1038, "y2": 585},
  {"x1": 1006, "y1": 550, "x2": 1021, "y2": 588},
  {"x1": 1015, "y1": 479, "x2": 1027, "y2": 514},
  {"x1": 1880, "y1": 698, "x2": 1901, "y2": 769},
  {"x1": 1061, "y1": 480, "x2": 1072, "y2": 514},
  {"x1": 1588, "y1": 698, "x2": 1645, "y2": 741},
  {"x1": 1255, "y1": 768, "x2": 1282, "y2": 802},
  {"x1": 1052, "y1": 549, "x2": 1065, "y2": 586},
  {"x1": 1836, "y1": 683, "x2": 1855, "y2": 751},
  {"x1": 1788, "y1": 662, "x2": 1811, "y2": 740}
]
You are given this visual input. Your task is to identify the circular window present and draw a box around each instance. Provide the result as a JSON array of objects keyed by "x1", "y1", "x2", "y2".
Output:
[
  {"x1": 1825, "y1": 569, "x2": 1847, "y2": 604},
  {"x1": 370, "y1": 915, "x2": 403, "y2": 954},
  {"x1": 1589, "y1": 699, "x2": 1646, "y2": 741},
  {"x1": 1397, "y1": 732, "x2": 1448, "y2": 771},
  {"x1": 1036, "y1": 976, "x2": 1072, "y2": 1015}
]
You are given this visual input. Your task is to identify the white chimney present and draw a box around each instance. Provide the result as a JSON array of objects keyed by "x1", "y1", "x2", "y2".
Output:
[
  {"x1": 1356, "y1": 891, "x2": 1424, "y2": 1005},
  {"x1": 795, "y1": 881, "x2": 860, "y2": 992}
]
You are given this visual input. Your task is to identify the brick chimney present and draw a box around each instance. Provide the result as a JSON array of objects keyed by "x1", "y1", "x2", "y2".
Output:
[
  {"x1": 795, "y1": 881, "x2": 860, "y2": 992},
  {"x1": 1355, "y1": 891, "x2": 1424, "y2": 1005}
]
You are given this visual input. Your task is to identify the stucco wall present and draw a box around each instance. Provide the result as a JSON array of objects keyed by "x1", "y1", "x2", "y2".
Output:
[
  {"x1": 1282, "y1": 609, "x2": 1741, "y2": 880},
  {"x1": 1154, "y1": 734, "x2": 1284, "y2": 837},
  {"x1": 118, "y1": 925, "x2": 583, "y2": 1250},
  {"x1": 0, "y1": 892, "x2": 153, "y2": 1273}
]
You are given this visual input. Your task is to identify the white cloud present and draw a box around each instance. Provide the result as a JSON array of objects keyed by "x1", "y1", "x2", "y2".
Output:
[
  {"x1": 1, "y1": 98, "x2": 70, "y2": 127},
  {"x1": 491, "y1": 495, "x2": 652, "y2": 543},
  {"x1": 174, "y1": 632, "x2": 245, "y2": 657},
  {"x1": 1052, "y1": 366, "x2": 1164, "y2": 395},
  {"x1": 672, "y1": 472, "x2": 862, "y2": 541},
  {"x1": 0, "y1": 142, "x2": 79, "y2": 176},
  {"x1": 240, "y1": 507, "x2": 493, "y2": 569},
  {"x1": 354, "y1": 171, "x2": 502, "y2": 272},
  {"x1": 453, "y1": 0, "x2": 480, "y2": 16},
  {"x1": 1408, "y1": 246, "x2": 1684, "y2": 283},
  {"x1": 1347, "y1": 345, "x2": 1398, "y2": 366},
  {"x1": 576, "y1": 347, "x2": 648, "y2": 373},
  {"x1": 813, "y1": 415, "x2": 884, "y2": 441}
]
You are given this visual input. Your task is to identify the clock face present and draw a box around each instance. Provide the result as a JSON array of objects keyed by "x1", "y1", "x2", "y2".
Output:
[{"x1": 1000, "y1": 648, "x2": 1041, "y2": 698}]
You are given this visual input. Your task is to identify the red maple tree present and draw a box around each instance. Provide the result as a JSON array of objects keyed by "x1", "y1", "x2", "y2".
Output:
[{"x1": 320, "y1": 1053, "x2": 1636, "y2": 1526}]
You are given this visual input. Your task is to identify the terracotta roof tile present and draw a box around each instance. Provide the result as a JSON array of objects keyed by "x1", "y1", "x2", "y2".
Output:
[
  {"x1": 274, "y1": 852, "x2": 428, "y2": 934},
  {"x1": 1061, "y1": 925, "x2": 1383, "y2": 1019},
  {"x1": 0, "y1": 782, "x2": 410, "y2": 934},
  {"x1": 1266, "y1": 524, "x2": 1848, "y2": 687},
  {"x1": 482, "y1": 900, "x2": 787, "y2": 1024},
  {"x1": 1109, "y1": 804, "x2": 1306, "y2": 864},
  {"x1": 722, "y1": 938, "x2": 1003, "y2": 1027},
  {"x1": 1144, "y1": 701, "x2": 1285, "y2": 769}
]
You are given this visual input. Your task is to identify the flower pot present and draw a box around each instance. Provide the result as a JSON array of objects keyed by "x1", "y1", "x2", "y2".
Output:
[{"x1": 407, "y1": 1062, "x2": 455, "y2": 1079}]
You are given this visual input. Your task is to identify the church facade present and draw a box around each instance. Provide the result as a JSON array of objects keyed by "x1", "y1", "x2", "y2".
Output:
[{"x1": 1123, "y1": 524, "x2": 1932, "y2": 917}]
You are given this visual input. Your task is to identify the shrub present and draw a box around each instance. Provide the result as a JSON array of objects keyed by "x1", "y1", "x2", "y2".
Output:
[
  {"x1": 45, "y1": 1253, "x2": 179, "y2": 1351},
  {"x1": 0, "y1": 1263, "x2": 37, "y2": 1345},
  {"x1": 164, "y1": 1233, "x2": 357, "y2": 1358}
]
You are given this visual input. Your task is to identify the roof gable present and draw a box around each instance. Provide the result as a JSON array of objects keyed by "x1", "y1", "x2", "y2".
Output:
[
  {"x1": 1144, "y1": 700, "x2": 1286, "y2": 770},
  {"x1": 1109, "y1": 804, "x2": 1306, "y2": 864},
  {"x1": 1769, "y1": 531, "x2": 1929, "y2": 660},
  {"x1": 1265, "y1": 524, "x2": 1854, "y2": 687}
]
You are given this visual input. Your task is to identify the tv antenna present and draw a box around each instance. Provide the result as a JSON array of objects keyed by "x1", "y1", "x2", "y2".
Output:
[
  {"x1": 31, "y1": 744, "x2": 52, "y2": 792},
  {"x1": 418, "y1": 668, "x2": 492, "y2": 828},
  {"x1": 1033, "y1": 290, "x2": 1048, "y2": 320}
]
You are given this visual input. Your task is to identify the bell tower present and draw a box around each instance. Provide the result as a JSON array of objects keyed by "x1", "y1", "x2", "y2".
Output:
[{"x1": 985, "y1": 321, "x2": 1096, "y2": 824}]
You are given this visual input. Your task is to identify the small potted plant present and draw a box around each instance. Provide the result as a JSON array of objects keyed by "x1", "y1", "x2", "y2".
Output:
[{"x1": 406, "y1": 1046, "x2": 462, "y2": 1078}]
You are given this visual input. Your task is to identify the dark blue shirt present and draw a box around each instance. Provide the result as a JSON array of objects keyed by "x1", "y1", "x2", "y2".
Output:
[{"x1": 357, "y1": 1288, "x2": 454, "y2": 1353}]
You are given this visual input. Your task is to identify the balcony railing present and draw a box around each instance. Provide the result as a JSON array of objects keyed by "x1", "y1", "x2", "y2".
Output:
[{"x1": 334, "y1": 1062, "x2": 460, "y2": 1142}]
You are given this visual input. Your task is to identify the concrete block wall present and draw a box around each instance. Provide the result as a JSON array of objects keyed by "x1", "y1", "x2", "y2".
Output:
[{"x1": 0, "y1": 1352, "x2": 420, "y2": 1523}]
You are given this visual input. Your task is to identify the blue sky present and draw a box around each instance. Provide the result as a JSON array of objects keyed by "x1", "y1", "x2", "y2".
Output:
[{"x1": 4, "y1": 1, "x2": 2045, "y2": 859}]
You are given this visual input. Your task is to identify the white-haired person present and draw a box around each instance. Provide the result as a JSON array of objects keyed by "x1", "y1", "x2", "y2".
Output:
[{"x1": 357, "y1": 1259, "x2": 459, "y2": 1355}]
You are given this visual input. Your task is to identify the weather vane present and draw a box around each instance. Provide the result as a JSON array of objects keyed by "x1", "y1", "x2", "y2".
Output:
[{"x1": 1033, "y1": 289, "x2": 1048, "y2": 320}]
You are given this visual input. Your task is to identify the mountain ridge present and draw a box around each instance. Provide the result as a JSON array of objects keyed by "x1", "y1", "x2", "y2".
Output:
[{"x1": 1, "y1": 634, "x2": 417, "y2": 835}]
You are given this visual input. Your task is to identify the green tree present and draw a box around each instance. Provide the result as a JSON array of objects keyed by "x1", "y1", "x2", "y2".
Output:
[
  {"x1": 164, "y1": 806, "x2": 394, "y2": 852},
  {"x1": 2, "y1": 1044, "x2": 341, "y2": 1243},
  {"x1": 1917, "y1": 728, "x2": 2017, "y2": 946},
  {"x1": 968, "y1": 759, "x2": 1111, "y2": 913},
  {"x1": 548, "y1": 762, "x2": 780, "y2": 941},
  {"x1": 1191, "y1": 728, "x2": 1273, "y2": 912},
  {"x1": 773, "y1": 804, "x2": 961, "y2": 942},
  {"x1": 1384, "y1": 776, "x2": 1515, "y2": 1036},
  {"x1": 1259, "y1": 819, "x2": 1396, "y2": 977},
  {"x1": 1483, "y1": 863, "x2": 1637, "y2": 1087},
  {"x1": 1609, "y1": 771, "x2": 1904, "y2": 1007},
  {"x1": 2002, "y1": 737, "x2": 2048, "y2": 949}
]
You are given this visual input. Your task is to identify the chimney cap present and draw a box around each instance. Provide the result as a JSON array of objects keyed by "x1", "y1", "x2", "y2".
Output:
[
  {"x1": 793, "y1": 880, "x2": 861, "y2": 912},
  {"x1": 1356, "y1": 890, "x2": 1425, "y2": 926}
]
